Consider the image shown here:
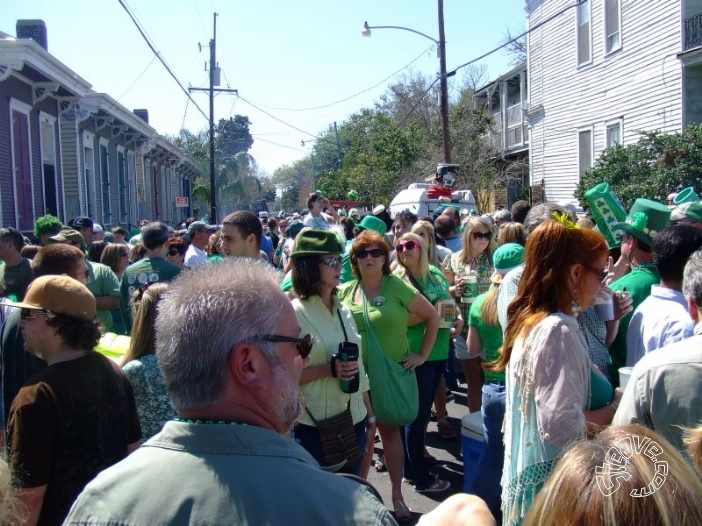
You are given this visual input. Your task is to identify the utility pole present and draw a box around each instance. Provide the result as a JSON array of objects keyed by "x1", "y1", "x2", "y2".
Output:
[
  {"x1": 438, "y1": 0, "x2": 451, "y2": 163},
  {"x1": 189, "y1": 13, "x2": 238, "y2": 224},
  {"x1": 333, "y1": 122, "x2": 343, "y2": 169}
]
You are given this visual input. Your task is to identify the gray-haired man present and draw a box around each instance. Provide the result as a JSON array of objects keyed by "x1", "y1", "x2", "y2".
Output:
[{"x1": 65, "y1": 259, "x2": 397, "y2": 525}]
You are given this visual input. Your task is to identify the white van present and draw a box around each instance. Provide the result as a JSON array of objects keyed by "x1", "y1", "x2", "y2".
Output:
[{"x1": 389, "y1": 183, "x2": 478, "y2": 218}]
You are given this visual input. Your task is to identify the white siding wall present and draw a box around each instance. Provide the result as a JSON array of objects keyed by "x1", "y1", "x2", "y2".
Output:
[{"x1": 527, "y1": 0, "x2": 683, "y2": 203}]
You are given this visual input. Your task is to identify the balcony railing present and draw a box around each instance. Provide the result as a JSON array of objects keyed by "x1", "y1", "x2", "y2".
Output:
[{"x1": 685, "y1": 12, "x2": 702, "y2": 52}]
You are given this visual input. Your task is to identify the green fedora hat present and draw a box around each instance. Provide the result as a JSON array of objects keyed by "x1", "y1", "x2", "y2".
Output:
[
  {"x1": 355, "y1": 215, "x2": 387, "y2": 236},
  {"x1": 613, "y1": 198, "x2": 671, "y2": 246},
  {"x1": 291, "y1": 229, "x2": 344, "y2": 257}
]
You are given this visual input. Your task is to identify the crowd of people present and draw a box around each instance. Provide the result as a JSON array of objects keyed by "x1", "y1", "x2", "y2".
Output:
[{"x1": 0, "y1": 186, "x2": 702, "y2": 525}]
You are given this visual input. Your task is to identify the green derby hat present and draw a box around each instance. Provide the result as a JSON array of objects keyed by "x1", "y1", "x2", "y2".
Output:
[
  {"x1": 291, "y1": 229, "x2": 344, "y2": 257},
  {"x1": 355, "y1": 215, "x2": 387, "y2": 236},
  {"x1": 613, "y1": 198, "x2": 671, "y2": 247}
]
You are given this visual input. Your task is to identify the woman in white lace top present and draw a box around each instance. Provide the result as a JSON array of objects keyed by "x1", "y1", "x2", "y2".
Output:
[{"x1": 487, "y1": 215, "x2": 623, "y2": 525}]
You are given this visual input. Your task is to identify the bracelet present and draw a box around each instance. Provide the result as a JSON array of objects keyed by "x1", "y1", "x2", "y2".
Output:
[
  {"x1": 608, "y1": 400, "x2": 619, "y2": 411},
  {"x1": 367, "y1": 416, "x2": 377, "y2": 425}
]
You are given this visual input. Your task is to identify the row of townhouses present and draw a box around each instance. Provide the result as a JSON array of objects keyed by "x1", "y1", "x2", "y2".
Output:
[
  {"x1": 0, "y1": 20, "x2": 200, "y2": 234},
  {"x1": 475, "y1": 0, "x2": 702, "y2": 207}
]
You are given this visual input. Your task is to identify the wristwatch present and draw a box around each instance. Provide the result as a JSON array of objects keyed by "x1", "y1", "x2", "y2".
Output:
[{"x1": 367, "y1": 416, "x2": 377, "y2": 425}]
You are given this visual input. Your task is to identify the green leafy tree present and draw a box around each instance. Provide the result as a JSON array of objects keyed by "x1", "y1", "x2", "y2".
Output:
[
  {"x1": 172, "y1": 115, "x2": 263, "y2": 219},
  {"x1": 575, "y1": 124, "x2": 702, "y2": 210}
]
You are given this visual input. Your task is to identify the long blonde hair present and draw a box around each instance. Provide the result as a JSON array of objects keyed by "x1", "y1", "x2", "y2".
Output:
[
  {"x1": 393, "y1": 233, "x2": 431, "y2": 281},
  {"x1": 411, "y1": 221, "x2": 441, "y2": 267},
  {"x1": 459, "y1": 217, "x2": 496, "y2": 264},
  {"x1": 122, "y1": 282, "x2": 169, "y2": 365}
]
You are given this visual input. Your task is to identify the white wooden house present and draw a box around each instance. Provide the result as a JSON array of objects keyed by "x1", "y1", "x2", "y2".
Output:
[{"x1": 525, "y1": 0, "x2": 702, "y2": 204}]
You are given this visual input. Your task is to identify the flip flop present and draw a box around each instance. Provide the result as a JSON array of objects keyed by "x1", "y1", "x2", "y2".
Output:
[
  {"x1": 374, "y1": 456, "x2": 387, "y2": 473},
  {"x1": 392, "y1": 503, "x2": 412, "y2": 523}
]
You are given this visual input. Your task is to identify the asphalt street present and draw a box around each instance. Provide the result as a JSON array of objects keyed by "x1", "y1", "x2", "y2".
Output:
[{"x1": 366, "y1": 385, "x2": 473, "y2": 525}]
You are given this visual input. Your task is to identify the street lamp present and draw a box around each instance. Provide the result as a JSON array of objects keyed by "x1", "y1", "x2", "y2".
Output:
[{"x1": 362, "y1": 3, "x2": 451, "y2": 163}]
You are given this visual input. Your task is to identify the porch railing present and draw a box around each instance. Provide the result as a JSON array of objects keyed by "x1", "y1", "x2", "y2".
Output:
[{"x1": 685, "y1": 12, "x2": 702, "y2": 52}]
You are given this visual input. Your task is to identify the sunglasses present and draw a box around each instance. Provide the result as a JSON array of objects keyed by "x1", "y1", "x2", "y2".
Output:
[
  {"x1": 589, "y1": 267, "x2": 609, "y2": 282},
  {"x1": 167, "y1": 249, "x2": 181, "y2": 257},
  {"x1": 20, "y1": 308, "x2": 51, "y2": 320},
  {"x1": 396, "y1": 240, "x2": 418, "y2": 253},
  {"x1": 243, "y1": 333, "x2": 314, "y2": 359},
  {"x1": 356, "y1": 248, "x2": 383, "y2": 259},
  {"x1": 472, "y1": 232, "x2": 492, "y2": 241},
  {"x1": 320, "y1": 256, "x2": 342, "y2": 268}
]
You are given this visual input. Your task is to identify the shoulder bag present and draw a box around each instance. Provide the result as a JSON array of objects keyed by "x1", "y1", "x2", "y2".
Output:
[
  {"x1": 303, "y1": 309, "x2": 362, "y2": 467},
  {"x1": 362, "y1": 286, "x2": 418, "y2": 426}
]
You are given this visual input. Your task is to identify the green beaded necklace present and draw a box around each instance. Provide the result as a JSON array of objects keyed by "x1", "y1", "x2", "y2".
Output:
[
  {"x1": 634, "y1": 261, "x2": 657, "y2": 271},
  {"x1": 174, "y1": 417, "x2": 246, "y2": 426}
]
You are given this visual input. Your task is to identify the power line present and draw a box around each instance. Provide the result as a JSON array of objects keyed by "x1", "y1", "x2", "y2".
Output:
[
  {"x1": 237, "y1": 94, "x2": 323, "y2": 140},
  {"x1": 116, "y1": 0, "x2": 209, "y2": 122},
  {"x1": 245, "y1": 45, "x2": 434, "y2": 112},
  {"x1": 399, "y1": 0, "x2": 585, "y2": 125},
  {"x1": 449, "y1": 0, "x2": 584, "y2": 75},
  {"x1": 252, "y1": 136, "x2": 305, "y2": 152},
  {"x1": 111, "y1": 55, "x2": 157, "y2": 105}
]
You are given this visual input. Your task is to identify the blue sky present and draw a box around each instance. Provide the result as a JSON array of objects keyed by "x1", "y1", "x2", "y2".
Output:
[{"x1": 2, "y1": 0, "x2": 526, "y2": 174}]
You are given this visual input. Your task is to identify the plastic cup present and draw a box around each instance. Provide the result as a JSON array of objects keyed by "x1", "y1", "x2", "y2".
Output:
[
  {"x1": 594, "y1": 291, "x2": 615, "y2": 321},
  {"x1": 619, "y1": 367, "x2": 634, "y2": 391}
]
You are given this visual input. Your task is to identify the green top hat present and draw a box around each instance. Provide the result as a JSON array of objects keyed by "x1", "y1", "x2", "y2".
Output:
[
  {"x1": 673, "y1": 187, "x2": 700, "y2": 205},
  {"x1": 291, "y1": 230, "x2": 343, "y2": 257},
  {"x1": 355, "y1": 215, "x2": 387, "y2": 236},
  {"x1": 613, "y1": 198, "x2": 671, "y2": 247}
]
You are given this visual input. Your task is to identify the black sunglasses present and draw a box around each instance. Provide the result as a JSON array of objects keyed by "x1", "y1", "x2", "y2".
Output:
[
  {"x1": 167, "y1": 249, "x2": 181, "y2": 257},
  {"x1": 589, "y1": 267, "x2": 609, "y2": 282},
  {"x1": 20, "y1": 308, "x2": 51, "y2": 320},
  {"x1": 396, "y1": 240, "x2": 418, "y2": 253},
  {"x1": 356, "y1": 248, "x2": 383, "y2": 259},
  {"x1": 242, "y1": 333, "x2": 313, "y2": 359},
  {"x1": 472, "y1": 232, "x2": 492, "y2": 241}
]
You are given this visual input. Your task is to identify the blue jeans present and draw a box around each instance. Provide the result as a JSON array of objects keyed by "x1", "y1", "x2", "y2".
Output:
[
  {"x1": 294, "y1": 418, "x2": 367, "y2": 476},
  {"x1": 470, "y1": 380, "x2": 505, "y2": 515},
  {"x1": 403, "y1": 359, "x2": 446, "y2": 488}
]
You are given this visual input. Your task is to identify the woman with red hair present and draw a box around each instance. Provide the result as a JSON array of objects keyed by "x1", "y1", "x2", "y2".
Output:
[{"x1": 489, "y1": 215, "x2": 622, "y2": 525}]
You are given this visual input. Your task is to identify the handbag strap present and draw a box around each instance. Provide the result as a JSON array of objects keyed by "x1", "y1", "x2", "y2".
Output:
[
  {"x1": 336, "y1": 308, "x2": 349, "y2": 342},
  {"x1": 360, "y1": 284, "x2": 378, "y2": 346}
]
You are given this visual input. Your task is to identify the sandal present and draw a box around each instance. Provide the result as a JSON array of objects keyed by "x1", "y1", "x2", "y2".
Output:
[
  {"x1": 374, "y1": 455, "x2": 387, "y2": 473},
  {"x1": 437, "y1": 421, "x2": 457, "y2": 440},
  {"x1": 414, "y1": 476, "x2": 451, "y2": 494},
  {"x1": 392, "y1": 503, "x2": 412, "y2": 523}
]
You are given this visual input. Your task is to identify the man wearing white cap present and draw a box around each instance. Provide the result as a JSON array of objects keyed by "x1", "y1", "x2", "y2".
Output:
[
  {"x1": 6, "y1": 275, "x2": 141, "y2": 526},
  {"x1": 92, "y1": 223, "x2": 105, "y2": 242},
  {"x1": 184, "y1": 221, "x2": 215, "y2": 269}
]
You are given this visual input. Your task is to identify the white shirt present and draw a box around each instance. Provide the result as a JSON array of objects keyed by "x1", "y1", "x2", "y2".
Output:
[
  {"x1": 626, "y1": 285, "x2": 694, "y2": 367},
  {"x1": 184, "y1": 245, "x2": 207, "y2": 269}
]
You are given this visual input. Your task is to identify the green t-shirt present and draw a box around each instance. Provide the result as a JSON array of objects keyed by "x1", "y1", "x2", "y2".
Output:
[
  {"x1": 468, "y1": 290, "x2": 505, "y2": 382},
  {"x1": 399, "y1": 266, "x2": 451, "y2": 362},
  {"x1": 340, "y1": 240, "x2": 354, "y2": 285},
  {"x1": 608, "y1": 263, "x2": 659, "y2": 379},
  {"x1": 86, "y1": 261, "x2": 121, "y2": 333},
  {"x1": 120, "y1": 257, "x2": 181, "y2": 333},
  {"x1": 338, "y1": 275, "x2": 418, "y2": 368},
  {"x1": 2, "y1": 258, "x2": 33, "y2": 301},
  {"x1": 280, "y1": 270, "x2": 293, "y2": 292}
]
